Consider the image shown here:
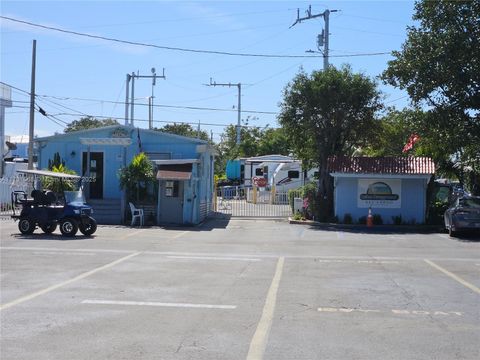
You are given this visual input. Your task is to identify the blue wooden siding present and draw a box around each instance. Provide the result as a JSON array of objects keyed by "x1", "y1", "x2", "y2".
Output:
[
  {"x1": 334, "y1": 177, "x2": 428, "y2": 224},
  {"x1": 35, "y1": 126, "x2": 213, "y2": 225}
]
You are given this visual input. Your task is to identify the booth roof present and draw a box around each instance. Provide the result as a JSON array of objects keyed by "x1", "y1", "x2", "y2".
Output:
[{"x1": 327, "y1": 156, "x2": 435, "y2": 175}]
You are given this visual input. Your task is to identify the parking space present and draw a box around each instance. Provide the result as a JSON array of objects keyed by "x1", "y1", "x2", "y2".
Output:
[
  {"x1": 1, "y1": 219, "x2": 479, "y2": 359},
  {"x1": 266, "y1": 258, "x2": 479, "y2": 360}
]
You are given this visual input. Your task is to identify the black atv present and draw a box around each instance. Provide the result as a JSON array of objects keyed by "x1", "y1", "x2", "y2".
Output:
[{"x1": 11, "y1": 169, "x2": 97, "y2": 237}]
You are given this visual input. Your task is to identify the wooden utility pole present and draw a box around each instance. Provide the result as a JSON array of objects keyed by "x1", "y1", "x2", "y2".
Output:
[{"x1": 28, "y1": 39, "x2": 36, "y2": 170}]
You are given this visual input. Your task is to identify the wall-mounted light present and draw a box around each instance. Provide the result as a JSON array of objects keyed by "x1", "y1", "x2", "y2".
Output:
[{"x1": 70, "y1": 151, "x2": 76, "y2": 157}]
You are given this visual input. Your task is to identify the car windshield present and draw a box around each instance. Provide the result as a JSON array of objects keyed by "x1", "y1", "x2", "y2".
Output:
[
  {"x1": 459, "y1": 198, "x2": 480, "y2": 208},
  {"x1": 64, "y1": 190, "x2": 86, "y2": 204}
]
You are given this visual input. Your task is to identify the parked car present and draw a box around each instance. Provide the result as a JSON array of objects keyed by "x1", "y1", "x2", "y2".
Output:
[{"x1": 444, "y1": 196, "x2": 480, "y2": 237}]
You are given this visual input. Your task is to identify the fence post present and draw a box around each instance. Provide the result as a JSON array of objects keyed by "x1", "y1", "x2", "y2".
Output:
[
  {"x1": 270, "y1": 185, "x2": 276, "y2": 205},
  {"x1": 252, "y1": 185, "x2": 257, "y2": 204},
  {"x1": 213, "y1": 183, "x2": 217, "y2": 211}
]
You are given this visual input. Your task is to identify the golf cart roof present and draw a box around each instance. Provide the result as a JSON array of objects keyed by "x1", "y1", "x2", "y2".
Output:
[{"x1": 17, "y1": 169, "x2": 81, "y2": 180}]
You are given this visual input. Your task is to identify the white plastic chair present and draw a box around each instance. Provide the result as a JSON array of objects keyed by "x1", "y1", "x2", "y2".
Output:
[{"x1": 129, "y1": 202, "x2": 144, "y2": 227}]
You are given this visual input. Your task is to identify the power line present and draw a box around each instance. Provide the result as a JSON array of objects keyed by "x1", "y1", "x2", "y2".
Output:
[
  {"x1": 1, "y1": 16, "x2": 392, "y2": 59},
  {"x1": 50, "y1": 112, "x2": 273, "y2": 129},
  {"x1": 2, "y1": 81, "x2": 278, "y2": 116}
]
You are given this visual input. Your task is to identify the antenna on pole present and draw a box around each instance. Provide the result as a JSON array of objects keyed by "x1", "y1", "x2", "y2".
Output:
[
  {"x1": 126, "y1": 67, "x2": 166, "y2": 128},
  {"x1": 206, "y1": 78, "x2": 242, "y2": 145},
  {"x1": 290, "y1": 6, "x2": 339, "y2": 70}
]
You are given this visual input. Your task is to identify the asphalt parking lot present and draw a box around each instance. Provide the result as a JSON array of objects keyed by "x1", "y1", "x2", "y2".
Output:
[{"x1": 1, "y1": 218, "x2": 479, "y2": 360}]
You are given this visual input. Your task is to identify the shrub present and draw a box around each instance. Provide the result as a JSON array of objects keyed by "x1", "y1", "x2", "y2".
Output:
[
  {"x1": 292, "y1": 211, "x2": 304, "y2": 221},
  {"x1": 343, "y1": 213, "x2": 353, "y2": 224},
  {"x1": 427, "y1": 201, "x2": 449, "y2": 225},
  {"x1": 392, "y1": 215, "x2": 403, "y2": 225},
  {"x1": 358, "y1": 216, "x2": 367, "y2": 225},
  {"x1": 373, "y1": 214, "x2": 383, "y2": 225}
]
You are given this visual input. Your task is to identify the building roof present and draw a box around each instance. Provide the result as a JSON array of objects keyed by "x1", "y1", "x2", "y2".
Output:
[
  {"x1": 34, "y1": 125, "x2": 208, "y2": 145},
  {"x1": 327, "y1": 156, "x2": 435, "y2": 175}
]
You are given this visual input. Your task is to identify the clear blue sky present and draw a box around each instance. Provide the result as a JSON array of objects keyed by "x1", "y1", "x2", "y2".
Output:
[{"x1": 1, "y1": 0, "x2": 416, "y2": 142}]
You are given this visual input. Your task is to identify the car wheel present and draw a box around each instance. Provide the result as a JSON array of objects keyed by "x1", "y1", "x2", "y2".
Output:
[
  {"x1": 79, "y1": 217, "x2": 97, "y2": 236},
  {"x1": 448, "y1": 224, "x2": 456, "y2": 237},
  {"x1": 18, "y1": 217, "x2": 35, "y2": 234},
  {"x1": 59, "y1": 218, "x2": 79, "y2": 237},
  {"x1": 40, "y1": 223, "x2": 57, "y2": 234}
]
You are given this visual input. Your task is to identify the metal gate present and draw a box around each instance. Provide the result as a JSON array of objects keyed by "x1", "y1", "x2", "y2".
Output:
[
  {"x1": 214, "y1": 186, "x2": 301, "y2": 218},
  {"x1": 0, "y1": 175, "x2": 32, "y2": 218}
]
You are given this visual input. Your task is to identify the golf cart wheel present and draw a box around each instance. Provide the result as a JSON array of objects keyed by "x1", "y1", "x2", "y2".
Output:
[
  {"x1": 59, "y1": 218, "x2": 79, "y2": 237},
  {"x1": 40, "y1": 223, "x2": 57, "y2": 234},
  {"x1": 18, "y1": 217, "x2": 35, "y2": 234},
  {"x1": 79, "y1": 217, "x2": 97, "y2": 236}
]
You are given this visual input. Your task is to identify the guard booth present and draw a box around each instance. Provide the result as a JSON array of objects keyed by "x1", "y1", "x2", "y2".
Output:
[{"x1": 156, "y1": 160, "x2": 198, "y2": 225}]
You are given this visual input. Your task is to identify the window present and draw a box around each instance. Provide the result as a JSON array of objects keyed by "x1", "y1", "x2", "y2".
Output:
[
  {"x1": 255, "y1": 168, "x2": 263, "y2": 176},
  {"x1": 288, "y1": 170, "x2": 300, "y2": 179},
  {"x1": 165, "y1": 181, "x2": 179, "y2": 197}
]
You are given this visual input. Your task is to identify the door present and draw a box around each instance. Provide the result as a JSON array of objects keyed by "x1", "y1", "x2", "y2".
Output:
[
  {"x1": 158, "y1": 180, "x2": 184, "y2": 224},
  {"x1": 82, "y1": 152, "x2": 104, "y2": 199}
]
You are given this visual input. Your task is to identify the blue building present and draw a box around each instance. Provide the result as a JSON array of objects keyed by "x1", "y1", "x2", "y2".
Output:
[
  {"x1": 328, "y1": 156, "x2": 435, "y2": 224},
  {"x1": 35, "y1": 125, "x2": 215, "y2": 225}
]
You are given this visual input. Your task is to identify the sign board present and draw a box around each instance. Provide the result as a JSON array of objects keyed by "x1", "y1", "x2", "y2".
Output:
[
  {"x1": 357, "y1": 179, "x2": 401, "y2": 208},
  {"x1": 253, "y1": 176, "x2": 267, "y2": 187}
]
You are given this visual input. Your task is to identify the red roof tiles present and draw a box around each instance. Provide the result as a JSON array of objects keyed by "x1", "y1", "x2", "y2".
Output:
[{"x1": 327, "y1": 156, "x2": 435, "y2": 175}]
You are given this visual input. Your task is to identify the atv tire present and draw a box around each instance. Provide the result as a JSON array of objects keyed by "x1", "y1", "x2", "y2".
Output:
[
  {"x1": 79, "y1": 217, "x2": 97, "y2": 236},
  {"x1": 19, "y1": 217, "x2": 35, "y2": 235},
  {"x1": 59, "y1": 218, "x2": 79, "y2": 237}
]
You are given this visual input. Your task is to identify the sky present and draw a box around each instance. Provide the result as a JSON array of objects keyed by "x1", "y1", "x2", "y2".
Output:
[{"x1": 1, "y1": 0, "x2": 416, "y2": 143}]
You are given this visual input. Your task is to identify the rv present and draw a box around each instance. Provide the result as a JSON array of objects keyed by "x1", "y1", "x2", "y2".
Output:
[{"x1": 226, "y1": 155, "x2": 317, "y2": 191}]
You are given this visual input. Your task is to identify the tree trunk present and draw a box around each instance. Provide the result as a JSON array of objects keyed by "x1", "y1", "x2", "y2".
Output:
[{"x1": 316, "y1": 161, "x2": 334, "y2": 222}]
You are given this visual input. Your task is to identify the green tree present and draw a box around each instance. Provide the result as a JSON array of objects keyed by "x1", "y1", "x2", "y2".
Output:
[
  {"x1": 118, "y1": 153, "x2": 156, "y2": 202},
  {"x1": 278, "y1": 65, "x2": 382, "y2": 221},
  {"x1": 64, "y1": 116, "x2": 119, "y2": 133},
  {"x1": 47, "y1": 152, "x2": 65, "y2": 170},
  {"x1": 42, "y1": 164, "x2": 77, "y2": 193},
  {"x1": 154, "y1": 123, "x2": 210, "y2": 142},
  {"x1": 216, "y1": 118, "x2": 291, "y2": 176},
  {"x1": 382, "y1": 0, "x2": 480, "y2": 193},
  {"x1": 363, "y1": 109, "x2": 424, "y2": 157}
]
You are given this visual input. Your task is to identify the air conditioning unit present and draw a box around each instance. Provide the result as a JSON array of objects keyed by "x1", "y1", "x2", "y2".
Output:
[{"x1": 293, "y1": 197, "x2": 303, "y2": 213}]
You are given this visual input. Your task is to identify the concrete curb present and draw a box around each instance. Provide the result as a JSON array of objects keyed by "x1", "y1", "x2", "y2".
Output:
[{"x1": 288, "y1": 218, "x2": 445, "y2": 234}]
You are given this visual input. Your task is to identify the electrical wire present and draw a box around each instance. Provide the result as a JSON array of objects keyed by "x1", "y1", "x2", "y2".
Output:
[{"x1": 1, "y1": 16, "x2": 392, "y2": 59}]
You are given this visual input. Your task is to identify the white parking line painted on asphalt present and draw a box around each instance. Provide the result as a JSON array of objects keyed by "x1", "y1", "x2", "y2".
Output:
[
  {"x1": 424, "y1": 259, "x2": 480, "y2": 295},
  {"x1": 82, "y1": 300, "x2": 236, "y2": 309},
  {"x1": 315, "y1": 259, "x2": 399, "y2": 264},
  {"x1": 0, "y1": 246, "x2": 133, "y2": 254},
  {"x1": 121, "y1": 229, "x2": 147, "y2": 239},
  {"x1": 0, "y1": 252, "x2": 142, "y2": 311},
  {"x1": 246, "y1": 257, "x2": 285, "y2": 360},
  {"x1": 172, "y1": 230, "x2": 189, "y2": 239},
  {"x1": 32, "y1": 251, "x2": 96, "y2": 256},
  {"x1": 167, "y1": 255, "x2": 261, "y2": 262},
  {"x1": 317, "y1": 307, "x2": 463, "y2": 317}
]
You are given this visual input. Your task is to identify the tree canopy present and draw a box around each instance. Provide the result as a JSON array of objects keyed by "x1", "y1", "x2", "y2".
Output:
[
  {"x1": 64, "y1": 116, "x2": 119, "y2": 133},
  {"x1": 215, "y1": 118, "x2": 291, "y2": 176},
  {"x1": 382, "y1": 0, "x2": 480, "y2": 192},
  {"x1": 278, "y1": 65, "x2": 382, "y2": 220},
  {"x1": 154, "y1": 123, "x2": 210, "y2": 142}
]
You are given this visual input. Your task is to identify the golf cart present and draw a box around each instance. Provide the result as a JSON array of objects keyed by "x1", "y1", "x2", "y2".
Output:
[{"x1": 11, "y1": 169, "x2": 97, "y2": 237}]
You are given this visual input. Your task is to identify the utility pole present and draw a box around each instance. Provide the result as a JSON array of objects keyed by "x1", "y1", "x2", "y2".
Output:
[
  {"x1": 124, "y1": 73, "x2": 130, "y2": 126},
  {"x1": 207, "y1": 78, "x2": 242, "y2": 145},
  {"x1": 127, "y1": 68, "x2": 166, "y2": 127},
  {"x1": 291, "y1": 5, "x2": 338, "y2": 70},
  {"x1": 28, "y1": 39, "x2": 36, "y2": 170}
]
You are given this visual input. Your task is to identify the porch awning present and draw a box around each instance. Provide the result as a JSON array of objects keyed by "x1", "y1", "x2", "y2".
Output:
[{"x1": 156, "y1": 164, "x2": 192, "y2": 181}]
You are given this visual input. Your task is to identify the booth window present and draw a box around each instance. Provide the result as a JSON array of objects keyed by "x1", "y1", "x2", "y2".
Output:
[
  {"x1": 165, "y1": 181, "x2": 179, "y2": 197},
  {"x1": 288, "y1": 170, "x2": 300, "y2": 178},
  {"x1": 255, "y1": 168, "x2": 263, "y2": 176}
]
